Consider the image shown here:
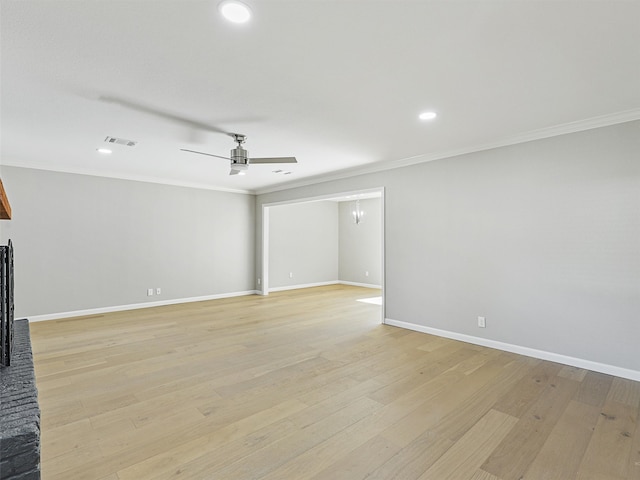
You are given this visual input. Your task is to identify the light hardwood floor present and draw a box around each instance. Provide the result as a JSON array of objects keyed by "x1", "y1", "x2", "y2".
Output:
[{"x1": 30, "y1": 285, "x2": 640, "y2": 480}]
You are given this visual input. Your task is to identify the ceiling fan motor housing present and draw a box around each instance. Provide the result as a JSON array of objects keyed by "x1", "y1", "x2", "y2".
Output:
[{"x1": 231, "y1": 147, "x2": 249, "y2": 167}]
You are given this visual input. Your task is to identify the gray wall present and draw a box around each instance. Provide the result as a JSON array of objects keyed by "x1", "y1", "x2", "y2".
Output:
[
  {"x1": 2, "y1": 121, "x2": 638, "y2": 374},
  {"x1": 0, "y1": 167, "x2": 255, "y2": 317},
  {"x1": 257, "y1": 120, "x2": 640, "y2": 372},
  {"x1": 268, "y1": 201, "x2": 338, "y2": 289},
  {"x1": 338, "y1": 198, "x2": 381, "y2": 286}
]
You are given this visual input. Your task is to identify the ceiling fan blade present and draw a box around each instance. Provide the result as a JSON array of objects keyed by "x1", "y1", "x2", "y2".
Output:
[
  {"x1": 249, "y1": 157, "x2": 297, "y2": 164},
  {"x1": 100, "y1": 96, "x2": 232, "y2": 135},
  {"x1": 180, "y1": 149, "x2": 230, "y2": 160}
]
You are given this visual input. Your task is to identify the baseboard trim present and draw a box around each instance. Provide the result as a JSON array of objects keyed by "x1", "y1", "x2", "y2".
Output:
[
  {"x1": 338, "y1": 281, "x2": 382, "y2": 289},
  {"x1": 27, "y1": 290, "x2": 259, "y2": 322},
  {"x1": 268, "y1": 281, "x2": 339, "y2": 293},
  {"x1": 384, "y1": 318, "x2": 640, "y2": 382},
  {"x1": 268, "y1": 280, "x2": 382, "y2": 293}
]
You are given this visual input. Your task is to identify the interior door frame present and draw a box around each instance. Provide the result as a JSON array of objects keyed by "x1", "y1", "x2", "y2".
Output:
[{"x1": 261, "y1": 187, "x2": 386, "y2": 324}]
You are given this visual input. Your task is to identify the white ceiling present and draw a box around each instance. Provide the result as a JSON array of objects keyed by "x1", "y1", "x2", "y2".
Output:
[{"x1": 2, "y1": 1, "x2": 639, "y2": 194}]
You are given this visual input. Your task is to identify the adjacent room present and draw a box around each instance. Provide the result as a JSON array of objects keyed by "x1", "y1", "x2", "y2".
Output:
[
  {"x1": 264, "y1": 192, "x2": 382, "y2": 295},
  {"x1": 1, "y1": 1, "x2": 639, "y2": 479}
]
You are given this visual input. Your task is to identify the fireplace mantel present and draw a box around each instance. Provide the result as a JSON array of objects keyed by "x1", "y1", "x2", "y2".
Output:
[{"x1": 1, "y1": 178, "x2": 12, "y2": 220}]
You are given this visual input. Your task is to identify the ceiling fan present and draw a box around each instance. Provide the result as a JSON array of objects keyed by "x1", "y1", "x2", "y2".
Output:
[
  {"x1": 97, "y1": 96, "x2": 296, "y2": 176},
  {"x1": 181, "y1": 134, "x2": 297, "y2": 176}
]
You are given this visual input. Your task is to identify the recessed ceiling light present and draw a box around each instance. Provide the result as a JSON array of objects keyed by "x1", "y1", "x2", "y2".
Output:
[
  {"x1": 219, "y1": 1, "x2": 251, "y2": 23},
  {"x1": 419, "y1": 111, "x2": 437, "y2": 121},
  {"x1": 96, "y1": 148, "x2": 112, "y2": 155}
]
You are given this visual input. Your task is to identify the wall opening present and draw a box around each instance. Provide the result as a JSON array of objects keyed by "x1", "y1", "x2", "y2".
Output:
[{"x1": 261, "y1": 188, "x2": 385, "y2": 323}]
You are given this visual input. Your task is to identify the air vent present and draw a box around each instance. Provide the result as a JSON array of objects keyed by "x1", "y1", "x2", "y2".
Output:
[{"x1": 104, "y1": 136, "x2": 137, "y2": 147}]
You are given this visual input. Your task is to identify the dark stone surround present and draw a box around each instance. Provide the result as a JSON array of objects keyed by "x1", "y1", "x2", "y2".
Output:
[{"x1": 0, "y1": 319, "x2": 40, "y2": 480}]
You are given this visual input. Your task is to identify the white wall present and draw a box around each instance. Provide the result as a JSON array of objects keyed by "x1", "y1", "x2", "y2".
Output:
[
  {"x1": 338, "y1": 198, "x2": 381, "y2": 286},
  {"x1": 268, "y1": 201, "x2": 338, "y2": 289},
  {"x1": 0, "y1": 167, "x2": 255, "y2": 318},
  {"x1": 257, "y1": 120, "x2": 640, "y2": 376}
]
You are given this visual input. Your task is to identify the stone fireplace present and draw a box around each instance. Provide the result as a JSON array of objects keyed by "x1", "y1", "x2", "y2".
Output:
[{"x1": 1, "y1": 240, "x2": 41, "y2": 479}]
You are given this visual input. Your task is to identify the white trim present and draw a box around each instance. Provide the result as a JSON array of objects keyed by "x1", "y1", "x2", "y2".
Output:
[
  {"x1": 256, "y1": 109, "x2": 640, "y2": 195},
  {"x1": 261, "y1": 187, "x2": 386, "y2": 323},
  {"x1": 268, "y1": 280, "x2": 383, "y2": 292},
  {"x1": 5, "y1": 110, "x2": 638, "y2": 196},
  {"x1": 261, "y1": 187, "x2": 385, "y2": 208},
  {"x1": 260, "y1": 204, "x2": 270, "y2": 295},
  {"x1": 268, "y1": 281, "x2": 339, "y2": 293},
  {"x1": 26, "y1": 290, "x2": 259, "y2": 322},
  {"x1": 384, "y1": 318, "x2": 640, "y2": 382},
  {"x1": 339, "y1": 280, "x2": 382, "y2": 289},
  {"x1": 1, "y1": 163, "x2": 252, "y2": 195},
  {"x1": 379, "y1": 188, "x2": 386, "y2": 322}
]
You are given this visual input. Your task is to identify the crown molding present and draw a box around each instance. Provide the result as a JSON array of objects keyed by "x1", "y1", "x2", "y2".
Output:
[
  {"x1": 255, "y1": 108, "x2": 640, "y2": 195},
  {"x1": 4, "y1": 108, "x2": 638, "y2": 197},
  {"x1": 0, "y1": 161, "x2": 253, "y2": 195}
]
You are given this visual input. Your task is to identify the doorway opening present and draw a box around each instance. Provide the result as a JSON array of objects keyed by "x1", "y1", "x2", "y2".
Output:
[{"x1": 261, "y1": 187, "x2": 385, "y2": 323}]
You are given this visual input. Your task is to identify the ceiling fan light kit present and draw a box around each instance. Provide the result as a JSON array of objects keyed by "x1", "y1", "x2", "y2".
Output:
[{"x1": 230, "y1": 164, "x2": 248, "y2": 176}]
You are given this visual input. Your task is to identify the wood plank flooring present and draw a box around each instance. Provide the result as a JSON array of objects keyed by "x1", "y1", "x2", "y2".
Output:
[{"x1": 29, "y1": 285, "x2": 640, "y2": 480}]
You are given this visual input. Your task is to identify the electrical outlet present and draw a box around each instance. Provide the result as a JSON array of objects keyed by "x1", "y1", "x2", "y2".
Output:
[
  {"x1": 147, "y1": 288, "x2": 154, "y2": 296},
  {"x1": 156, "y1": 288, "x2": 161, "y2": 295},
  {"x1": 478, "y1": 316, "x2": 486, "y2": 328},
  {"x1": 289, "y1": 272, "x2": 293, "y2": 278},
  {"x1": 365, "y1": 271, "x2": 369, "y2": 277},
  {"x1": 257, "y1": 278, "x2": 261, "y2": 285}
]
